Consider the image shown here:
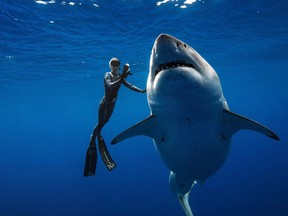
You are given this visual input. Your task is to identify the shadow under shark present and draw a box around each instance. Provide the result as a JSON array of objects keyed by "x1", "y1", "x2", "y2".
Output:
[{"x1": 112, "y1": 34, "x2": 279, "y2": 216}]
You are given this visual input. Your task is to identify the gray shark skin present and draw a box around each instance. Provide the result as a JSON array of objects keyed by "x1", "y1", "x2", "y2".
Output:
[{"x1": 112, "y1": 34, "x2": 279, "y2": 216}]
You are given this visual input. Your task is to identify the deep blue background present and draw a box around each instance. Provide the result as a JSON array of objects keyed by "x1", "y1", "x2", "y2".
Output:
[{"x1": 1, "y1": 0, "x2": 287, "y2": 215}]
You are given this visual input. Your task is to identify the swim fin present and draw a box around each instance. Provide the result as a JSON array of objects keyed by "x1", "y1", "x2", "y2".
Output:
[
  {"x1": 83, "y1": 141, "x2": 97, "y2": 176},
  {"x1": 98, "y1": 135, "x2": 116, "y2": 171}
]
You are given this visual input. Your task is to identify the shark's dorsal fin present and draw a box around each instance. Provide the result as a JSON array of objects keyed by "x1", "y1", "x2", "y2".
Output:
[
  {"x1": 223, "y1": 110, "x2": 279, "y2": 141},
  {"x1": 111, "y1": 115, "x2": 157, "y2": 144}
]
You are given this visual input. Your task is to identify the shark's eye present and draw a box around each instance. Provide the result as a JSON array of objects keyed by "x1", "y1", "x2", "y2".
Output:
[{"x1": 184, "y1": 44, "x2": 187, "y2": 48}]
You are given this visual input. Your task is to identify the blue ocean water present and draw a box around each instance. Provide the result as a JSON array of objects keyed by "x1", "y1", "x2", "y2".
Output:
[{"x1": 1, "y1": 0, "x2": 288, "y2": 215}]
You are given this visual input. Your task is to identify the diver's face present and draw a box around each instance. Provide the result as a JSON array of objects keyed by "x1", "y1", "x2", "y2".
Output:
[{"x1": 110, "y1": 64, "x2": 120, "y2": 74}]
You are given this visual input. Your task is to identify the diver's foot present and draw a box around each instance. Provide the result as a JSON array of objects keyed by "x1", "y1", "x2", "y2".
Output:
[
  {"x1": 83, "y1": 141, "x2": 97, "y2": 176},
  {"x1": 97, "y1": 135, "x2": 117, "y2": 171}
]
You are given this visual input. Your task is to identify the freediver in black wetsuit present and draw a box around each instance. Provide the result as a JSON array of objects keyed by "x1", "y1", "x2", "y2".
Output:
[{"x1": 84, "y1": 57, "x2": 146, "y2": 176}]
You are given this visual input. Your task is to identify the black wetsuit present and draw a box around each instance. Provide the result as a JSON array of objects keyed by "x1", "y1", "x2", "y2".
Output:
[
  {"x1": 92, "y1": 72, "x2": 145, "y2": 140},
  {"x1": 84, "y1": 71, "x2": 145, "y2": 175}
]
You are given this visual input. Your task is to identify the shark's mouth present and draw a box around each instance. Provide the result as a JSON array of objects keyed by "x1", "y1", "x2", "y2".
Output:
[{"x1": 155, "y1": 61, "x2": 195, "y2": 76}]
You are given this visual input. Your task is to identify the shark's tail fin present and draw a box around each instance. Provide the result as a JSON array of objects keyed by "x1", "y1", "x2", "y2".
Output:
[
  {"x1": 223, "y1": 110, "x2": 279, "y2": 141},
  {"x1": 178, "y1": 192, "x2": 194, "y2": 216},
  {"x1": 169, "y1": 172, "x2": 196, "y2": 216}
]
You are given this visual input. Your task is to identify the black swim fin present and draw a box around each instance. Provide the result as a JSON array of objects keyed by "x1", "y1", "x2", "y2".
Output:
[
  {"x1": 83, "y1": 141, "x2": 97, "y2": 176},
  {"x1": 98, "y1": 135, "x2": 116, "y2": 171}
]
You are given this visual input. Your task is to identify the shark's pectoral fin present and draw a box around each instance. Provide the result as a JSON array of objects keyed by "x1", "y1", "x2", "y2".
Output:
[
  {"x1": 223, "y1": 110, "x2": 279, "y2": 141},
  {"x1": 111, "y1": 114, "x2": 157, "y2": 144}
]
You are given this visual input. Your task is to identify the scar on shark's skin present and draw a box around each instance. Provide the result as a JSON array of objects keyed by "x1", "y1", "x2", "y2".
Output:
[{"x1": 112, "y1": 34, "x2": 279, "y2": 216}]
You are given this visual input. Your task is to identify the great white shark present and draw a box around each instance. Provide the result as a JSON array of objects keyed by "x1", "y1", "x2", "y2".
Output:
[{"x1": 112, "y1": 34, "x2": 279, "y2": 216}]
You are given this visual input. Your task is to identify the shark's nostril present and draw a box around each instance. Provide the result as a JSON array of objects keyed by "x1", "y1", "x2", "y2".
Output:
[{"x1": 157, "y1": 33, "x2": 169, "y2": 42}]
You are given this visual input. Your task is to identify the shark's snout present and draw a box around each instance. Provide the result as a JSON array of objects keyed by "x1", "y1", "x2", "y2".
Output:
[
  {"x1": 155, "y1": 33, "x2": 185, "y2": 51},
  {"x1": 152, "y1": 34, "x2": 196, "y2": 78},
  {"x1": 156, "y1": 33, "x2": 185, "y2": 46},
  {"x1": 156, "y1": 33, "x2": 172, "y2": 43}
]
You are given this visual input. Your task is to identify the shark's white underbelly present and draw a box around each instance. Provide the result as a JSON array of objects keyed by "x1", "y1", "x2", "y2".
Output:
[{"x1": 152, "y1": 105, "x2": 231, "y2": 181}]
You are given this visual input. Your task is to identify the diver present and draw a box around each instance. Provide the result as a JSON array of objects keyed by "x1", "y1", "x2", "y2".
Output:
[{"x1": 84, "y1": 57, "x2": 146, "y2": 176}]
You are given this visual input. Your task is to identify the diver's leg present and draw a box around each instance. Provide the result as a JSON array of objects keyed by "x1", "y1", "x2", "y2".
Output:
[
  {"x1": 90, "y1": 99, "x2": 107, "y2": 142},
  {"x1": 83, "y1": 99, "x2": 106, "y2": 176},
  {"x1": 97, "y1": 101, "x2": 117, "y2": 171}
]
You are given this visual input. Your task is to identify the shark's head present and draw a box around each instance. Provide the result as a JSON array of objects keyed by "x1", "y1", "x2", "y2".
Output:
[{"x1": 147, "y1": 33, "x2": 223, "y2": 110}]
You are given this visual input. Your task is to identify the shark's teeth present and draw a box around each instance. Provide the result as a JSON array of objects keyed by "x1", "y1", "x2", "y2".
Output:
[{"x1": 155, "y1": 61, "x2": 195, "y2": 75}]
